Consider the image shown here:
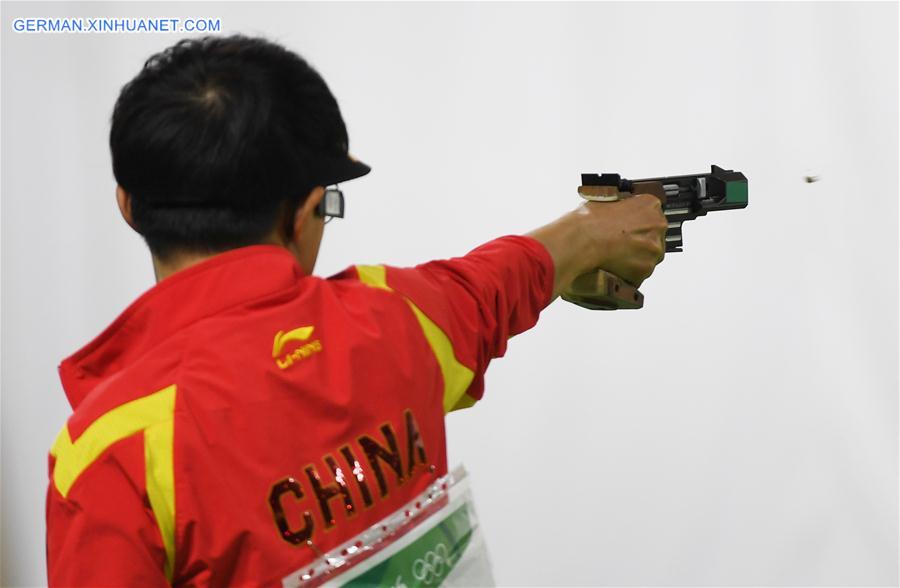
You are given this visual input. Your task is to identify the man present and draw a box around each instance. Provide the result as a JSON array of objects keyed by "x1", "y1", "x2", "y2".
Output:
[{"x1": 46, "y1": 34, "x2": 666, "y2": 586}]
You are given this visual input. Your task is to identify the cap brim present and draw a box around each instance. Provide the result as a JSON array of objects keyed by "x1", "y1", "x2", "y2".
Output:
[{"x1": 314, "y1": 155, "x2": 371, "y2": 186}]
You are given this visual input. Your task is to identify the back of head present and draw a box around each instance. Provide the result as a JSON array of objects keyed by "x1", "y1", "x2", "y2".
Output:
[{"x1": 110, "y1": 35, "x2": 349, "y2": 260}]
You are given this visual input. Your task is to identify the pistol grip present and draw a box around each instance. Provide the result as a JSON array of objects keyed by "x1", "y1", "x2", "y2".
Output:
[
  {"x1": 560, "y1": 269, "x2": 644, "y2": 310},
  {"x1": 567, "y1": 179, "x2": 662, "y2": 310}
]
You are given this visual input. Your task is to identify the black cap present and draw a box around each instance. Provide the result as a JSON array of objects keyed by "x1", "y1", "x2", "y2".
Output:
[
  {"x1": 310, "y1": 153, "x2": 371, "y2": 186},
  {"x1": 142, "y1": 152, "x2": 371, "y2": 208}
]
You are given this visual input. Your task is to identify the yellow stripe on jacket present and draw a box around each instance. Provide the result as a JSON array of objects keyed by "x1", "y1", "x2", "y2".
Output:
[
  {"x1": 50, "y1": 384, "x2": 177, "y2": 581},
  {"x1": 356, "y1": 265, "x2": 476, "y2": 413}
]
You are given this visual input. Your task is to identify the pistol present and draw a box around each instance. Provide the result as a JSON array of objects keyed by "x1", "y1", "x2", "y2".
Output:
[{"x1": 562, "y1": 165, "x2": 748, "y2": 310}]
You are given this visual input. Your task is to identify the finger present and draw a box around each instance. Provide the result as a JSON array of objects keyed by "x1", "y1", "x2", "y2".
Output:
[
  {"x1": 636, "y1": 192, "x2": 665, "y2": 209},
  {"x1": 656, "y1": 217, "x2": 668, "y2": 260}
]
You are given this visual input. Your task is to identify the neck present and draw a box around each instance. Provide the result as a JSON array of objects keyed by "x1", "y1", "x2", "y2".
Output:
[
  {"x1": 151, "y1": 233, "x2": 291, "y2": 283},
  {"x1": 152, "y1": 251, "x2": 217, "y2": 283}
]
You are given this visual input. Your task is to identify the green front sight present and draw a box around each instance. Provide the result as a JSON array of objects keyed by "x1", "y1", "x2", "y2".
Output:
[{"x1": 726, "y1": 178, "x2": 749, "y2": 205}]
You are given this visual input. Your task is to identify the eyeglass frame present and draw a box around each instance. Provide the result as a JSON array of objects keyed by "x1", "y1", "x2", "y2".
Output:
[{"x1": 315, "y1": 186, "x2": 345, "y2": 224}]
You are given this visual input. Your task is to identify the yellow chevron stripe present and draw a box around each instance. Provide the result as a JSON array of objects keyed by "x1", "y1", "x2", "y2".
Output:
[
  {"x1": 356, "y1": 265, "x2": 475, "y2": 413},
  {"x1": 145, "y1": 418, "x2": 176, "y2": 581},
  {"x1": 50, "y1": 385, "x2": 177, "y2": 580},
  {"x1": 356, "y1": 264, "x2": 391, "y2": 291}
]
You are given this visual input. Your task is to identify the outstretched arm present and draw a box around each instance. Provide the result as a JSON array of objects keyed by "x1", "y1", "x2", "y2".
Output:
[{"x1": 350, "y1": 194, "x2": 668, "y2": 412}]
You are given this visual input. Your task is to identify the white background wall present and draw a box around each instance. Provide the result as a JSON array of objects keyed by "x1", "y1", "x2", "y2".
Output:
[{"x1": 2, "y1": 2, "x2": 897, "y2": 586}]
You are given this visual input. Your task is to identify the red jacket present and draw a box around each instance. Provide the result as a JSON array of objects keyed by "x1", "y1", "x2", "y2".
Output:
[{"x1": 46, "y1": 235, "x2": 554, "y2": 587}]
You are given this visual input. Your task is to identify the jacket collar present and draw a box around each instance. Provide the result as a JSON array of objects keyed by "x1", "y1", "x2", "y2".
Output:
[{"x1": 59, "y1": 245, "x2": 305, "y2": 409}]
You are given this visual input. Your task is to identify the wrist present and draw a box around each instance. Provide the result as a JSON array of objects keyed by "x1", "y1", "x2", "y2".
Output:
[{"x1": 570, "y1": 204, "x2": 612, "y2": 275}]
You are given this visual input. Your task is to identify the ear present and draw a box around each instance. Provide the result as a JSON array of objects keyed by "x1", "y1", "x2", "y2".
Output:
[
  {"x1": 289, "y1": 186, "x2": 326, "y2": 244},
  {"x1": 116, "y1": 185, "x2": 138, "y2": 232}
]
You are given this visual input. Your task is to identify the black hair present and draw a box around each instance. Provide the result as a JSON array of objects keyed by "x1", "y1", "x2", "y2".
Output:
[{"x1": 109, "y1": 34, "x2": 349, "y2": 260}]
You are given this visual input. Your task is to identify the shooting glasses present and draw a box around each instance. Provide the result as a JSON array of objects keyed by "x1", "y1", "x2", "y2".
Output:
[
  {"x1": 312, "y1": 152, "x2": 370, "y2": 223},
  {"x1": 316, "y1": 187, "x2": 345, "y2": 223}
]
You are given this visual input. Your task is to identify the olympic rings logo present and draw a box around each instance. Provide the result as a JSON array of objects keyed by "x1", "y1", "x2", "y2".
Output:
[{"x1": 410, "y1": 542, "x2": 456, "y2": 585}]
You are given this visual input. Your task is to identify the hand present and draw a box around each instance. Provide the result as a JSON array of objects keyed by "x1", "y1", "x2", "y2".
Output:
[
  {"x1": 579, "y1": 193, "x2": 667, "y2": 287},
  {"x1": 526, "y1": 193, "x2": 668, "y2": 299}
]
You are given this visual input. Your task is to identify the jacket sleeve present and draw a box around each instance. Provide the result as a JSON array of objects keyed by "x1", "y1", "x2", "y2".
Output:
[
  {"x1": 351, "y1": 235, "x2": 555, "y2": 412},
  {"x1": 46, "y1": 435, "x2": 171, "y2": 587}
]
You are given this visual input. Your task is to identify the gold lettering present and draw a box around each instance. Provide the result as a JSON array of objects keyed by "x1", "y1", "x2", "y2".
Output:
[
  {"x1": 404, "y1": 409, "x2": 428, "y2": 476},
  {"x1": 305, "y1": 457, "x2": 356, "y2": 529},
  {"x1": 270, "y1": 409, "x2": 427, "y2": 541},
  {"x1": 359, "y1": 424, "x2": 405, "y2": 498},
  {"x1": 340, "y1": 445, "x2": 373, "y2": 508},
  {"x1": 268, "y1": 478, "x2": 314, "y2": 545}
]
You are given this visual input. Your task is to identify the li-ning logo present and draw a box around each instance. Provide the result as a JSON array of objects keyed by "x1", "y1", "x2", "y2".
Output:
[{"x1": 273, "y1": 326, "x2": 323, "y2": 370}]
